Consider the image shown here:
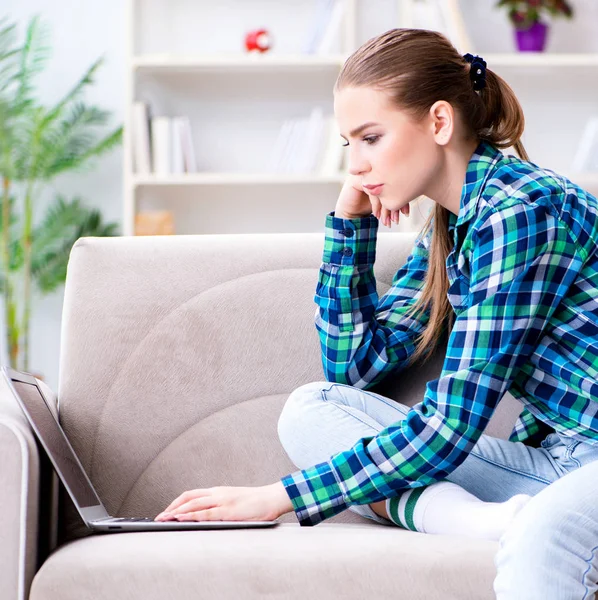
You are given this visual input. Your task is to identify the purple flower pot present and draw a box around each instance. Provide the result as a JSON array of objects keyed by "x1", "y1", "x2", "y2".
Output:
[{"x1": 515, "y1": 20, "x2": 549, "y2": 52}]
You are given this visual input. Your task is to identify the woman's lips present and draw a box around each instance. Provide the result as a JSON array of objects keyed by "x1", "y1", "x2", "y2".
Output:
[{"x1": 364, "y1": 184, "x2": 383, "y2": 195}]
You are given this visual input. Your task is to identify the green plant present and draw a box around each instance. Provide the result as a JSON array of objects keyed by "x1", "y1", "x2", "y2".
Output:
[
  {"x1": 495, "y1": 0, "x2": 574, "y2": 29},
  {"x1": 0, "y1": 15, "x2": 122, "y2": 373}
]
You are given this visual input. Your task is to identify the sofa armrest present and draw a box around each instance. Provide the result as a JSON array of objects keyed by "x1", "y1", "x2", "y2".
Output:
[{"x1": 0, "y1": 375, "x2": 59, "y2": 600}]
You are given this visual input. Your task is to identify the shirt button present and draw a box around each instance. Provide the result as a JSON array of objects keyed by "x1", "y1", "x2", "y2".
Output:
[
  {"x1": 342, "y1": 228, "x2": 354, "y2": 237},
  {"x1": 342, "y1": 247, "x2": 353, "y2": 257}
]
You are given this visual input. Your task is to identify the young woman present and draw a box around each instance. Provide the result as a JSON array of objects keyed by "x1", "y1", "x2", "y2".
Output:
[{"x1": 156, "y1": 28, "x2": 598, "y2": 598}]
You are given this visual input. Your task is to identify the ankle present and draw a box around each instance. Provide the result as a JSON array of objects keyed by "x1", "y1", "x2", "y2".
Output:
[{"x1": 370, "y1": 499, "x2": 389, "y2": 520}]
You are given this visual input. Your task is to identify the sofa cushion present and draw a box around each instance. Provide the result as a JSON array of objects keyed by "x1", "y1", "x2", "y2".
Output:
[{"x1": 32, "y1": 523, "x2": 498, "y2": 600}]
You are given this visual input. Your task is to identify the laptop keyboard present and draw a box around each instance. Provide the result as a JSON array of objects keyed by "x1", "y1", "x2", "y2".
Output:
[{"x1": 111, "y1": 517, "x2": 156, "y2": 522}]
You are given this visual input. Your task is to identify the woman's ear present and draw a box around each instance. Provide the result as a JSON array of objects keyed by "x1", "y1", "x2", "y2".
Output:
[{"x1": 429, "y1": 100, "x2": 454, "y2": 146}]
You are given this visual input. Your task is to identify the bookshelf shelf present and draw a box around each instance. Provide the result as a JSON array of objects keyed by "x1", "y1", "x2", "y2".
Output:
[
  {"x1": 485, "y1": 53, "x2": 598, "y2": 68},
  {"x1": 131, "y1": 173, "x2": 346, "y2": 187},
  {"x1": 132, "y1": 54, "x2": 346, "y2": 72},
  {"x1": 132, "y1": 52, "x2": 598, "y2": 73}
]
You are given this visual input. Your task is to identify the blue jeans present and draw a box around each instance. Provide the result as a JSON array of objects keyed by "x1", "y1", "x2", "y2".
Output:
[{"x1": 277, "y1": 381, "x2": 598, "y2": 599}]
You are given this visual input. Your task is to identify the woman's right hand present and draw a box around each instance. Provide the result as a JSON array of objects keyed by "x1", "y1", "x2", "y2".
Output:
[{"x1": 334, "y1": 174, "x2": 410, "y2": 226}]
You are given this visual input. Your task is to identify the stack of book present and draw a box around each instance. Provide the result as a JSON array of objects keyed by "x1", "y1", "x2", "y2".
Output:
[
  {"x1": 131, "y1": 102, "x2": 198, "y2": 175},
  {"x1": 267, "y1": 106, "x2": 345, "y2": 175},
  {"x1": 301, "y1": 0, "x2": 347, "y2": 55},
  {"x1": 408, "y1": 0, "x2": 474, "y2": 53}
]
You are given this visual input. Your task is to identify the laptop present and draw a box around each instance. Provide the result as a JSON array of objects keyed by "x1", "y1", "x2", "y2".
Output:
[{"x1": 2, "y1": 366, "x2": 279, "y2": 532}]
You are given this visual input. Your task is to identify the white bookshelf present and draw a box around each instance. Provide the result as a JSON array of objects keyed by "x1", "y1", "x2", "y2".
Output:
[{"x1": 124, "y1": 0, "x2": 598, "y2": 236}]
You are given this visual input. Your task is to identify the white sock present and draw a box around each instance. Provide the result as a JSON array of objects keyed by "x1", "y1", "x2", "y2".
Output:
[{"x1": 385, "y1": 481, "x2": 531, "y2": 541}]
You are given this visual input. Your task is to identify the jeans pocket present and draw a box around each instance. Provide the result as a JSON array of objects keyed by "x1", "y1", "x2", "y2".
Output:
[
  {"x1": 567, "y1": 439, "x2": 598, "y2": 469},
  {"x1": 541, "y1": 433, "x2": 560, "y2": 449},
  {"x1": 564, "y1": 441, "x2": 583, "y2": 469},
  {"x1": 540, "y1": 434, "x2": 579, "y2": 472}
]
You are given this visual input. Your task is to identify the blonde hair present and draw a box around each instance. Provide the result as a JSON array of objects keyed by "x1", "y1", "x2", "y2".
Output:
[{"x1": 335, "y1": 28, "x2": 529, "y2": 366}]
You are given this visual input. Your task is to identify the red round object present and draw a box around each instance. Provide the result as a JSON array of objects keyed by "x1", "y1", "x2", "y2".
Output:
[{"x1": 245, "y1": 28, "x2": 272, "y2": 53}]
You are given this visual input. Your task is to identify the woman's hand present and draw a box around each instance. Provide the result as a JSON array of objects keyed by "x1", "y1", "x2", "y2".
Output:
[
  {"x1": 335, "y1": 174, "x2": 410, "y2": 227},
  {"x1": 154, "y1": 481, "x2": 293, "y2": 522}
]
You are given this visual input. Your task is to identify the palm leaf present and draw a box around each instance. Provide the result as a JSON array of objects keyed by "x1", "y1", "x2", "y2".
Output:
[
  {"x1": 1, "y1": 16, "x2": 51, "y2": 180},
  {"x1": 0, "y1": 20, "x2": 20, "y2": 96},
  {"x1": 0, "y1": 18, "x2": 18, "y2": 57},
  {"x1": 0, "y1": 194, "x2": 26, "y2": 294},
  {"x1": 11, "y1": 105, "x2": 45, "y2": 179},
  {"x1": 43, "y1": 125, "x2": 123, "y2": 177},
  {"x1": 37, "y1": 102, "x2": 112, "y2": 175},
  {"x1": 40, "y1": 56, "x2": 103, "y2": 129},
  {"x1": 30, "y1": 194, "x2": 120, "y2": 293},
  {"x1": 15, "y1": 15, "x2": 51, "y2": 109}
]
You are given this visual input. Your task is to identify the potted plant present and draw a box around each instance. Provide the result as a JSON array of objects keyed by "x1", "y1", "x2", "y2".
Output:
[
  {"x1": 495, "y1": 0, "x2": 574, "y2": 52},
  {"x1": 0, "y1": 15, "x2": 122, "y2": 377}
]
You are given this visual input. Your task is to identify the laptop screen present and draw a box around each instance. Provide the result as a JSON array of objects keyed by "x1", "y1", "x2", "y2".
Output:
[{"x1": 12, "y1": 379, "x2": 102, "y2": 509}]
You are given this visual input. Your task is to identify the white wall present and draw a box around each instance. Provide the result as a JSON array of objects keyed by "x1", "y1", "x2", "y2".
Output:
[{"x1": 3, "y1": 0, "x2": 125, "y2": 390}]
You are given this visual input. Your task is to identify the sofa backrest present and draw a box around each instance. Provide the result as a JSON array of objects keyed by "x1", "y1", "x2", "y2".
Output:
[{"x1": 56, "y1": 232, "x2": 522, "y2": 542}]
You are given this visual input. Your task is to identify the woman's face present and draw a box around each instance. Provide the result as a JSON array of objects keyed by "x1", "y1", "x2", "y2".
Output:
[{"x1": 335, "y1": 86, "x2": 443, "y2": 212}]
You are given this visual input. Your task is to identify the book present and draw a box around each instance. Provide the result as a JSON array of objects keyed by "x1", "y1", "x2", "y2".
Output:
[
  {"x1": 302, "y1": 0, "x2": 335, "y2": 55},
  {"x1": 267, "y1": 119, "x2": 293, "y2": 173},
  {"x1": 269, "y1": 110, "x2": 336, "y2": 174},
  {"x1": 316, "y1": 0, "x2": 345, "y2": 55},
  {"x1": 179, "y1": 116, "x2": 197, "y2": 173},
  {"x1": 319, "y1": 115, "x2": 345, "y2": 176},
  {"x1": 171, "y1": 117, "x2": 185, "y2": 174},
  {"x1": 571, "y1": 116, "x2": 598, "y2": 173},
  {"x1": 412, "y1": 0, "x2": 445, "y2": 34},
  {"x1": 410, "y1": 0, "x2": 474, "y2": 52},
  {"x1": 282, "y1": 119, "x2": 307, "y2": 173},
  {"x1": 151, "y1": 116, "x2": 172, "y2": 175},
  {"x1": 132, "y1": 102, "x2": 152, "y2": 174},
  {"x1": 295, "y1": 107, "x2": 326, "y2": 173},
  {"x1": 436, "y1": 0, "x2": 475, "y2": 53}
]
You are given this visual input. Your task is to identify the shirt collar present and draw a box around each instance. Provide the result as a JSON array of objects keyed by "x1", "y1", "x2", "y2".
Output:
[{"x1": 447, "y1": 139, "x2": 504, "y2": 235}]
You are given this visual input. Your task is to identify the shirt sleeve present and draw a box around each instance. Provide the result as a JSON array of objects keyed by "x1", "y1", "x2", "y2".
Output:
[
  {"x1": 314, "y1": 210, "x2": 434, "y2": 389},
  {"x1": 282, "y1": 202, "x2": 582, "y2": 526}
]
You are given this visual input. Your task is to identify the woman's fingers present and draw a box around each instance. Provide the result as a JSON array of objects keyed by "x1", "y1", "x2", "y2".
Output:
[
  {"x1": 367, "y1": 194, "x2": 411, "y2": 226},
  {"x1": 162, "y1": 488, "x2": 208, "y2": 514},
  {"x1": 369, "y1": 195, "x2": 381, "y2": 218},
  {"x1": 175, "y1": 507, "x2": 218, "y2": 522},
  {"x1": 380, "y1": 207, "x2": 390, "y2": 227},
  {"x1": 170, "y1": 496, "x2": 214, "y2": 516}
]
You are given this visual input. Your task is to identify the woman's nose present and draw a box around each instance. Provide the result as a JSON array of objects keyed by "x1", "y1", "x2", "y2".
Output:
[{"x1": 348, "y1": 156, "x2": 370, "y2": 177}]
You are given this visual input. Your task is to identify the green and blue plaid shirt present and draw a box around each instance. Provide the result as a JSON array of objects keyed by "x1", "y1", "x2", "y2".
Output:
[{"x1": 281, "y1": 139, "x2": 598, "y2": 526}]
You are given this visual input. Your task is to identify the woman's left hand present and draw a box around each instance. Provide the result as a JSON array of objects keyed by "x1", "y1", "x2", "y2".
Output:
[{"x1": 154, "y1": 481, "x2": 293, "y2": 522}]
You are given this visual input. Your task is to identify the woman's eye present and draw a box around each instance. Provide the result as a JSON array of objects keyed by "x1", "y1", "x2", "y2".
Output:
[{"x1": 341, "y1": 135, "x2": 379, "y2": 147}]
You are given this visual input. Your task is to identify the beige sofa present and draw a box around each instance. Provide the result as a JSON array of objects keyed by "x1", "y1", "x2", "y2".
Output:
[{"x1": 0, "y1": 230, "x2": 527, "y2": 600}]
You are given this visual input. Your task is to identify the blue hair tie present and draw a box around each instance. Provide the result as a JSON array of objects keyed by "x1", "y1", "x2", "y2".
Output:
[{"x1": 463, "y1": 53, "x2": 487, "y2": 92}]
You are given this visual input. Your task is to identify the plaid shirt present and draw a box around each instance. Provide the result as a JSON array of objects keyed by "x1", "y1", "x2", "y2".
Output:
[{"x1": 281, "y1": 139, "x2": 598, "y2": 526}]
